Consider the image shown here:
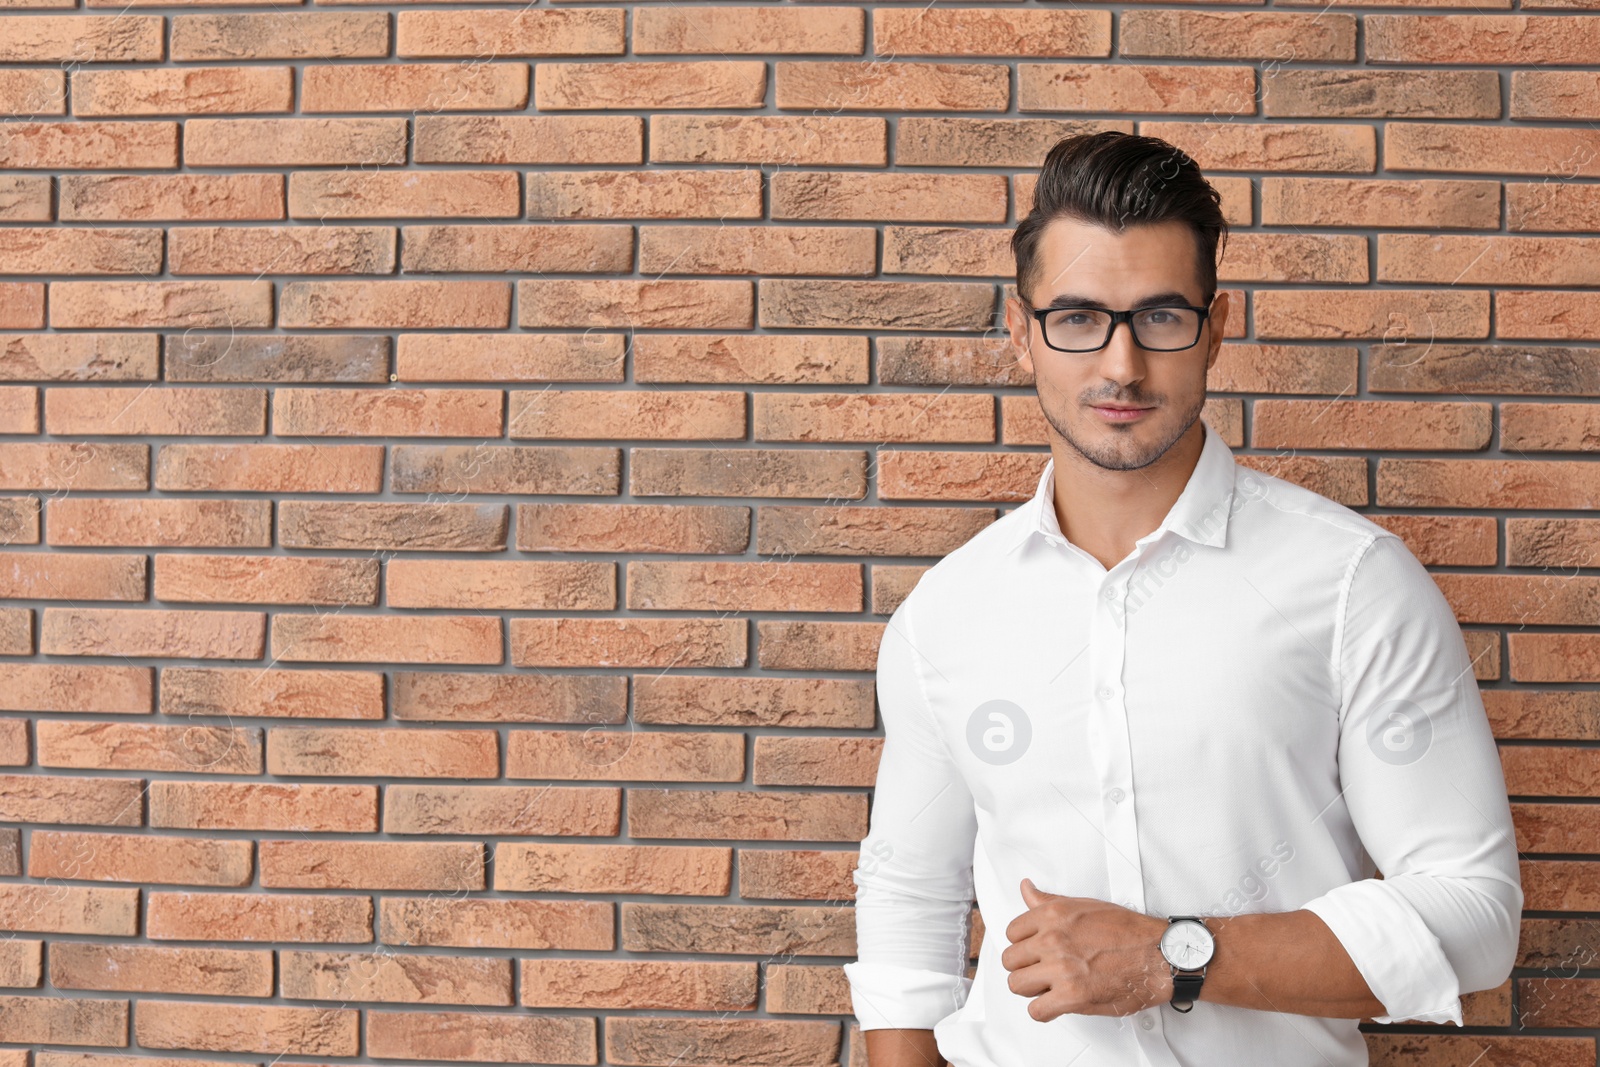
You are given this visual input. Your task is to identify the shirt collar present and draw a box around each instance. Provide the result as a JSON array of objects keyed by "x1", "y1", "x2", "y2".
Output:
[{"x1": 1013, "y1": 419, "x2": 1240, "y2": 554}]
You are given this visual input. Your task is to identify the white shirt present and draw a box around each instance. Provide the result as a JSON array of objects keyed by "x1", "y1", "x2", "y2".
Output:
[{"x1": 843, "y1": 419, "x2": 1523, "y2": 1067}]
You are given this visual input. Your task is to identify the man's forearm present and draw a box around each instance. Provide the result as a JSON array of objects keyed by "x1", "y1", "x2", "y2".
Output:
[
  {"x1": 1186, "y1": 909, "x2": 1387, "y2": 1019},
  {"x1": 863, "y1": 1028, "x2": 946, "y2": 1067}
]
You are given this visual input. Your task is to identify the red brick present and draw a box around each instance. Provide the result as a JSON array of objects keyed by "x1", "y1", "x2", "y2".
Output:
[
  {"x1": 73, "y1": 66, "x2": 293, "y2": 117},
  {"x1": 396, "y1": 9, "x2": 625, "y2": 57},
  {"x1": 171, "y1": 13, "x2": 390, "y2": 62}
]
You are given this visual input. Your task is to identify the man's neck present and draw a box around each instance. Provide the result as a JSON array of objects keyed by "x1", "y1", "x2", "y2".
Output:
[{"x1": 1048, "y1": 423, "x2": 1206, "y2": 570}]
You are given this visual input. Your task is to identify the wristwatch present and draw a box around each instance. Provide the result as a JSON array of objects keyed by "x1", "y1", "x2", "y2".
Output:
[{"x1": 1159, "y1": 915, "x2": 1214, "y2": 1012}]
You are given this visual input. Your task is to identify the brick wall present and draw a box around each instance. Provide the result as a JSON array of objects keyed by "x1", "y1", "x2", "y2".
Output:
[{"x1": 0, "y1": 1, "x2": 1597, "y2": 1064}]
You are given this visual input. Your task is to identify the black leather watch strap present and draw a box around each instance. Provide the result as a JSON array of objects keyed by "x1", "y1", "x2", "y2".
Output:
[
  {"x1": 1171, "y1": 971, "x2": 1204, "y2": 1012},
  {"x1": 1165, "y1": 914, "x2": 1208, "y2": 1013}
]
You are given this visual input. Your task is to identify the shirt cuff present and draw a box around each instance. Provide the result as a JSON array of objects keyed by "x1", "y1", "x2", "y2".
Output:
[
  {"x1": 1301, "y1": 879, "x2": 1464, "y2": 1026},
  {"x1": 842, "y1": 960, "x2": 972, "y2": 1031}
]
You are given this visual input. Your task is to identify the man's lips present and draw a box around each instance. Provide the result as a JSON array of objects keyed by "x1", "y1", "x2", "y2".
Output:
[{"x1": 1091, "y1": 404, "x2": 1153, "y2": 421}]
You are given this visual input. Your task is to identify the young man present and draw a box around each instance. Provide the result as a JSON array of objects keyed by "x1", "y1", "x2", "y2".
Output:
[{"x1": 843, "y1": 132, "x2": 1522, "y2": 1067}]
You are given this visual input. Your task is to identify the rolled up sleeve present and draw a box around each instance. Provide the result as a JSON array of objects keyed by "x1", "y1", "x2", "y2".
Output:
[
  {"x1": 1301, "y1": 533, "x2": 1523, "y2": 1026},
  {"x1": 842, "y1": 596, "x2": 979, "y2": 1031}
]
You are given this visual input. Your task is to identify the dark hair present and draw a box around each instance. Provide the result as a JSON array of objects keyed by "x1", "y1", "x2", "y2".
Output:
[{"x1": 1012, "y1": 131, "x2": 1229, "y2": 309}]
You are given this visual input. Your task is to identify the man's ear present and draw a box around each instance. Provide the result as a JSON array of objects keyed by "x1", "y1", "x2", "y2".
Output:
[
  {"x1": 1006, "y1": 296, "x2": 1035, "y2": 377},
  {"x1": 1204, "y1": 291, "x2": 1230, "y2": 373}
]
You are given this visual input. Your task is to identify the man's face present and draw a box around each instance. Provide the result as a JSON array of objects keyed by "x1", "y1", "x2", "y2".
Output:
[{"x1": 1004, "y1": 217, "x2": 1228, "y2": 473}]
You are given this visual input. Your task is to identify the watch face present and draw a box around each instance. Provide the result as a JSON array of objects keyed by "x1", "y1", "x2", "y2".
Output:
[{"x1": 1160, "y1": 919, "x2": 1214, "y2": 970}]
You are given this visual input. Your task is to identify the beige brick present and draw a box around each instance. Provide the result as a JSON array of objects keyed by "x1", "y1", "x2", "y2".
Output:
[
  {"x1": 289, "y1": 170, "x2": 520, "y2": 219},
  {"x1": 36, "y1": 721, "x2": 263, "y2": 774},
  {"x1": 650, "y1": 115, "x2": 885, "y2": 165},
  {"x1": 1368, "y1": 15, "x2": 1600, "y2": 65},
  {"x1": 260, "y1": 840, "x2": 483, "y2": 891},
  {"x1": 526, "y1": 168, "x2": 762, "y2": 219},
  {"x1": 520, "y1": 959, "x2": 753, "y2": 1009},
  {"x1": 633, "y1": 334, "x2": 868, "y2": 385},
  {"x1": 518, "y1": 279, "x2": 752, "y2": 329},
  {"x1": 160, "y1": 667, "x2": 384, "y2": 721},
  {"x1": 303, "y1": 62, "x2": 529, "y2": 113},
  {"x1": 399, "y1": 225, "x2": 631, "y2": 276},
  {"x1": 896, "y1": 117, "x2": 1129, "y2": 167},
  {"x1": 378, "y1": 897, "x2": 612, "y2": 950},
  {"x1": 396, "y1": 9, "x2": 624, "y2": 57},
  {"x1": 48, "y1": 281, "x2": 271, "y2": 329},
  {"x1": 638, "y1": 224, "x2": 876, "y2": 276},
  {"x1": 365, "y1": 1010, "x2": 596, "y2": 1063},
  {"x1": 50, "y1": 942, "x2": 272, "y2": 996},
  {"x1": 40, "y1": 608, "x2": 266, "y2": 660},
  {"x1": 72, "y1": 66, "x2": 293, "y2": 116},
  {"x1": 0, "y1": 121, "x2": 178, "y2": 169},
  {"x1": 1253, "y1": 289, "x2": 1488, "y2": 339},
  {"x1": 46, "y1": 498, "x2": 272, "y2": 548},
  {"x1": 537, "y1": 61, "x2": 765, "y2": 109},
  {"x1": 630, "y1": 446, "x2": 866, "y2": 497},
  {"x1": 1380, "y1": 234, "x2": 1600, "y2": 286},
  {"x1": 627, "y1": 560, "x2": 862, "y2": 612},
  {"x1": 876, "y1": 7, "x2": 1108, "y2": 56},
  {"x1": 506, "y1": 728, "x2": 744, "y2": 782},
  {"x1": 0, "y1": 16, "x2": 164, "y2": 62},
  {"x1": 756, "y1": 504, "x2": 995, "y2": 556},
  {"x1": 383, "y1": 784, "x2": 618, "y2": 836},
  {"x1": 415, "y1": 115, "x2": 641, "y2": 164},
  {"x1": 185, "y1": 117, "x2": 407, "y2": 167},
  {"x1": 509, "y1": 618, "x2": 746, "y2": 669},
  {"x1": 506, "y1": 388, "x2": 745, "y2": 440},
  {"x1": 146, "y1": 891, "x2": 373, "y2": 943},
  {"x1": 59, "y1": 174, "x2": 283, "y2": 221},
  {"x1": 1252, "y1": 399, "x2": 1492, "y2": 451},
  {"x1": 1260, "y1": 177, "x2": 1499, "y2": 229},
  {"x1": 495, "y1": 843, "x2": 730, "y2": 895},
  {"x1": 154, "y1": 443, "x2": 385, "y2": 492},
  {"x1": 171, "y1": 13, "x2": 390, "y2": 62},
  {"x1": 1511, "y1": 71, "x2": 1600, "y2": 120},
  {"x1": 268, "y1": 726, "x2": 498, "y2": 778},
  {"x1": 753, "y1": 391, "x2": 994, "y2": 442},
  {"x1": 1141, "y1": 120, "x2": 1375, "y2": 171},
  {"x1": 772, "y1": 171, "x2": 1005, "y2": 222},
  {"x1": 1122, "y1": 10, "x2": 1354, "y2": 60},
  {"x1": 759, "y1": 278, "x2": 993, "y2": 330},
  {"x1": 0, "y1": 884, "x2": 139, "y2": 936},
  {"x1": 0, "y1": 994, "x2": 126, "y2": 1047},
  {"x1": 386, "y1": 559, "x2": 614, "y2": 610},
  {"x1": 1386, "y1": 122, "x2": 1600, "y2": 176},
  {"x1": 45, "y1": 386, "x2": 265, "y2": 436},
  {"x1": 776, "y1": 61, "x2": 1008, "y2": 110},
  {"x1": 169, "y1": 226, "x2": 395, "y2": 275},
  {"x1": 26, "y1": 831, "x2": 252, "y2": 889},
  {"x1": 280, "y1": 281, "x2": 511, "y2": 329},
  {"x1": 636, "y1": 6, "x2": 862, "y2": 53},
  {"x1": 281, "y1": 950, "x2": 511, "y2": 1005},
  {"x1": 0, "y1": 774, "x2": 144, "y2": 825},
  {"x1": 151, "y1": 781, "x2": 378, "y2": 831},
  {"x1": 1017, "y1": 63, "x2": 1254, "y2": 115},
  {"x1": 135, "y1": 1000, "x2": 358, "y2": 1055},
  {"x1": 270, "y1": 614, "x2": 504, "y2": 665},
  {"x1": 1264, "y1": 68, "x2": 1499, "y2": 118},
  {"x1": 627, "y1": 788, "x2": 864, "y2": 840},
  {"x1": 515, "y1": 503, "x2": 748, "y2": 554}
]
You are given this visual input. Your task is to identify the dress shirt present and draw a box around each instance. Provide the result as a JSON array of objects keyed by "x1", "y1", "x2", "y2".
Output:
[{"x1": 843, "y1": 419, "x2": 1522, "y2": 1067}]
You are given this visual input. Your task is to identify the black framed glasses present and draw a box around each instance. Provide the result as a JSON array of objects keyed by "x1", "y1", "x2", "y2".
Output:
[{"x1": 1021, "y1": 299, "x2": 1213, "y2": 353}]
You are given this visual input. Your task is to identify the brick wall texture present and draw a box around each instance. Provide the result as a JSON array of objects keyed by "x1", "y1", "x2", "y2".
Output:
[{"x1": 0, "y1": 0, "x2": 1597, "y2": 1064}]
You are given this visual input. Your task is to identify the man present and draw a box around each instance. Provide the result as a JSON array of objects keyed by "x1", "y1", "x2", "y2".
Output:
[{"x1": 843, "y1": 132, "x2": 1522, "y2": 1067}]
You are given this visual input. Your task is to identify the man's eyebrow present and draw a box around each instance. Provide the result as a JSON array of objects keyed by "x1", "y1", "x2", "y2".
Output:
[{"x1": 1042, "y1": 290, "x2": 1194, "y2": 310}]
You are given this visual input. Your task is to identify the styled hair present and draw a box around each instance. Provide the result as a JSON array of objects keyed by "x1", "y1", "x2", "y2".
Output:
[{"x1": 1012, "y1": 131, "x2": 1230, "y2": 308}]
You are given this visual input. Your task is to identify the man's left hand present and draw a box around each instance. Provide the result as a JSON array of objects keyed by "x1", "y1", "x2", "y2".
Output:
[{"x1": 1001, "y1": 877, "x2": 1175, "y2": 1021}]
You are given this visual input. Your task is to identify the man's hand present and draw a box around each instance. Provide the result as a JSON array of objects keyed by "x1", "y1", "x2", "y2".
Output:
[{"x1": 1001, "y1": 877, "x2": 1174, "y2": 1021}]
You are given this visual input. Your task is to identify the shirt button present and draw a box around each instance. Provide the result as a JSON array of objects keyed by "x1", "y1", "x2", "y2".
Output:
[
  {"x1": 1107, "y1": 786, "x2": 1125, "y2": 803},
  {"x1": 1098, "y1": 686, "x2": 1114, "y2": 700},
  {"x1": 1140, "y1": 1016, "x2": 1155, "y2": 1030},
  {"x1": 1103, "y1": 587, "x2": 1117, "y2": 600}
]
